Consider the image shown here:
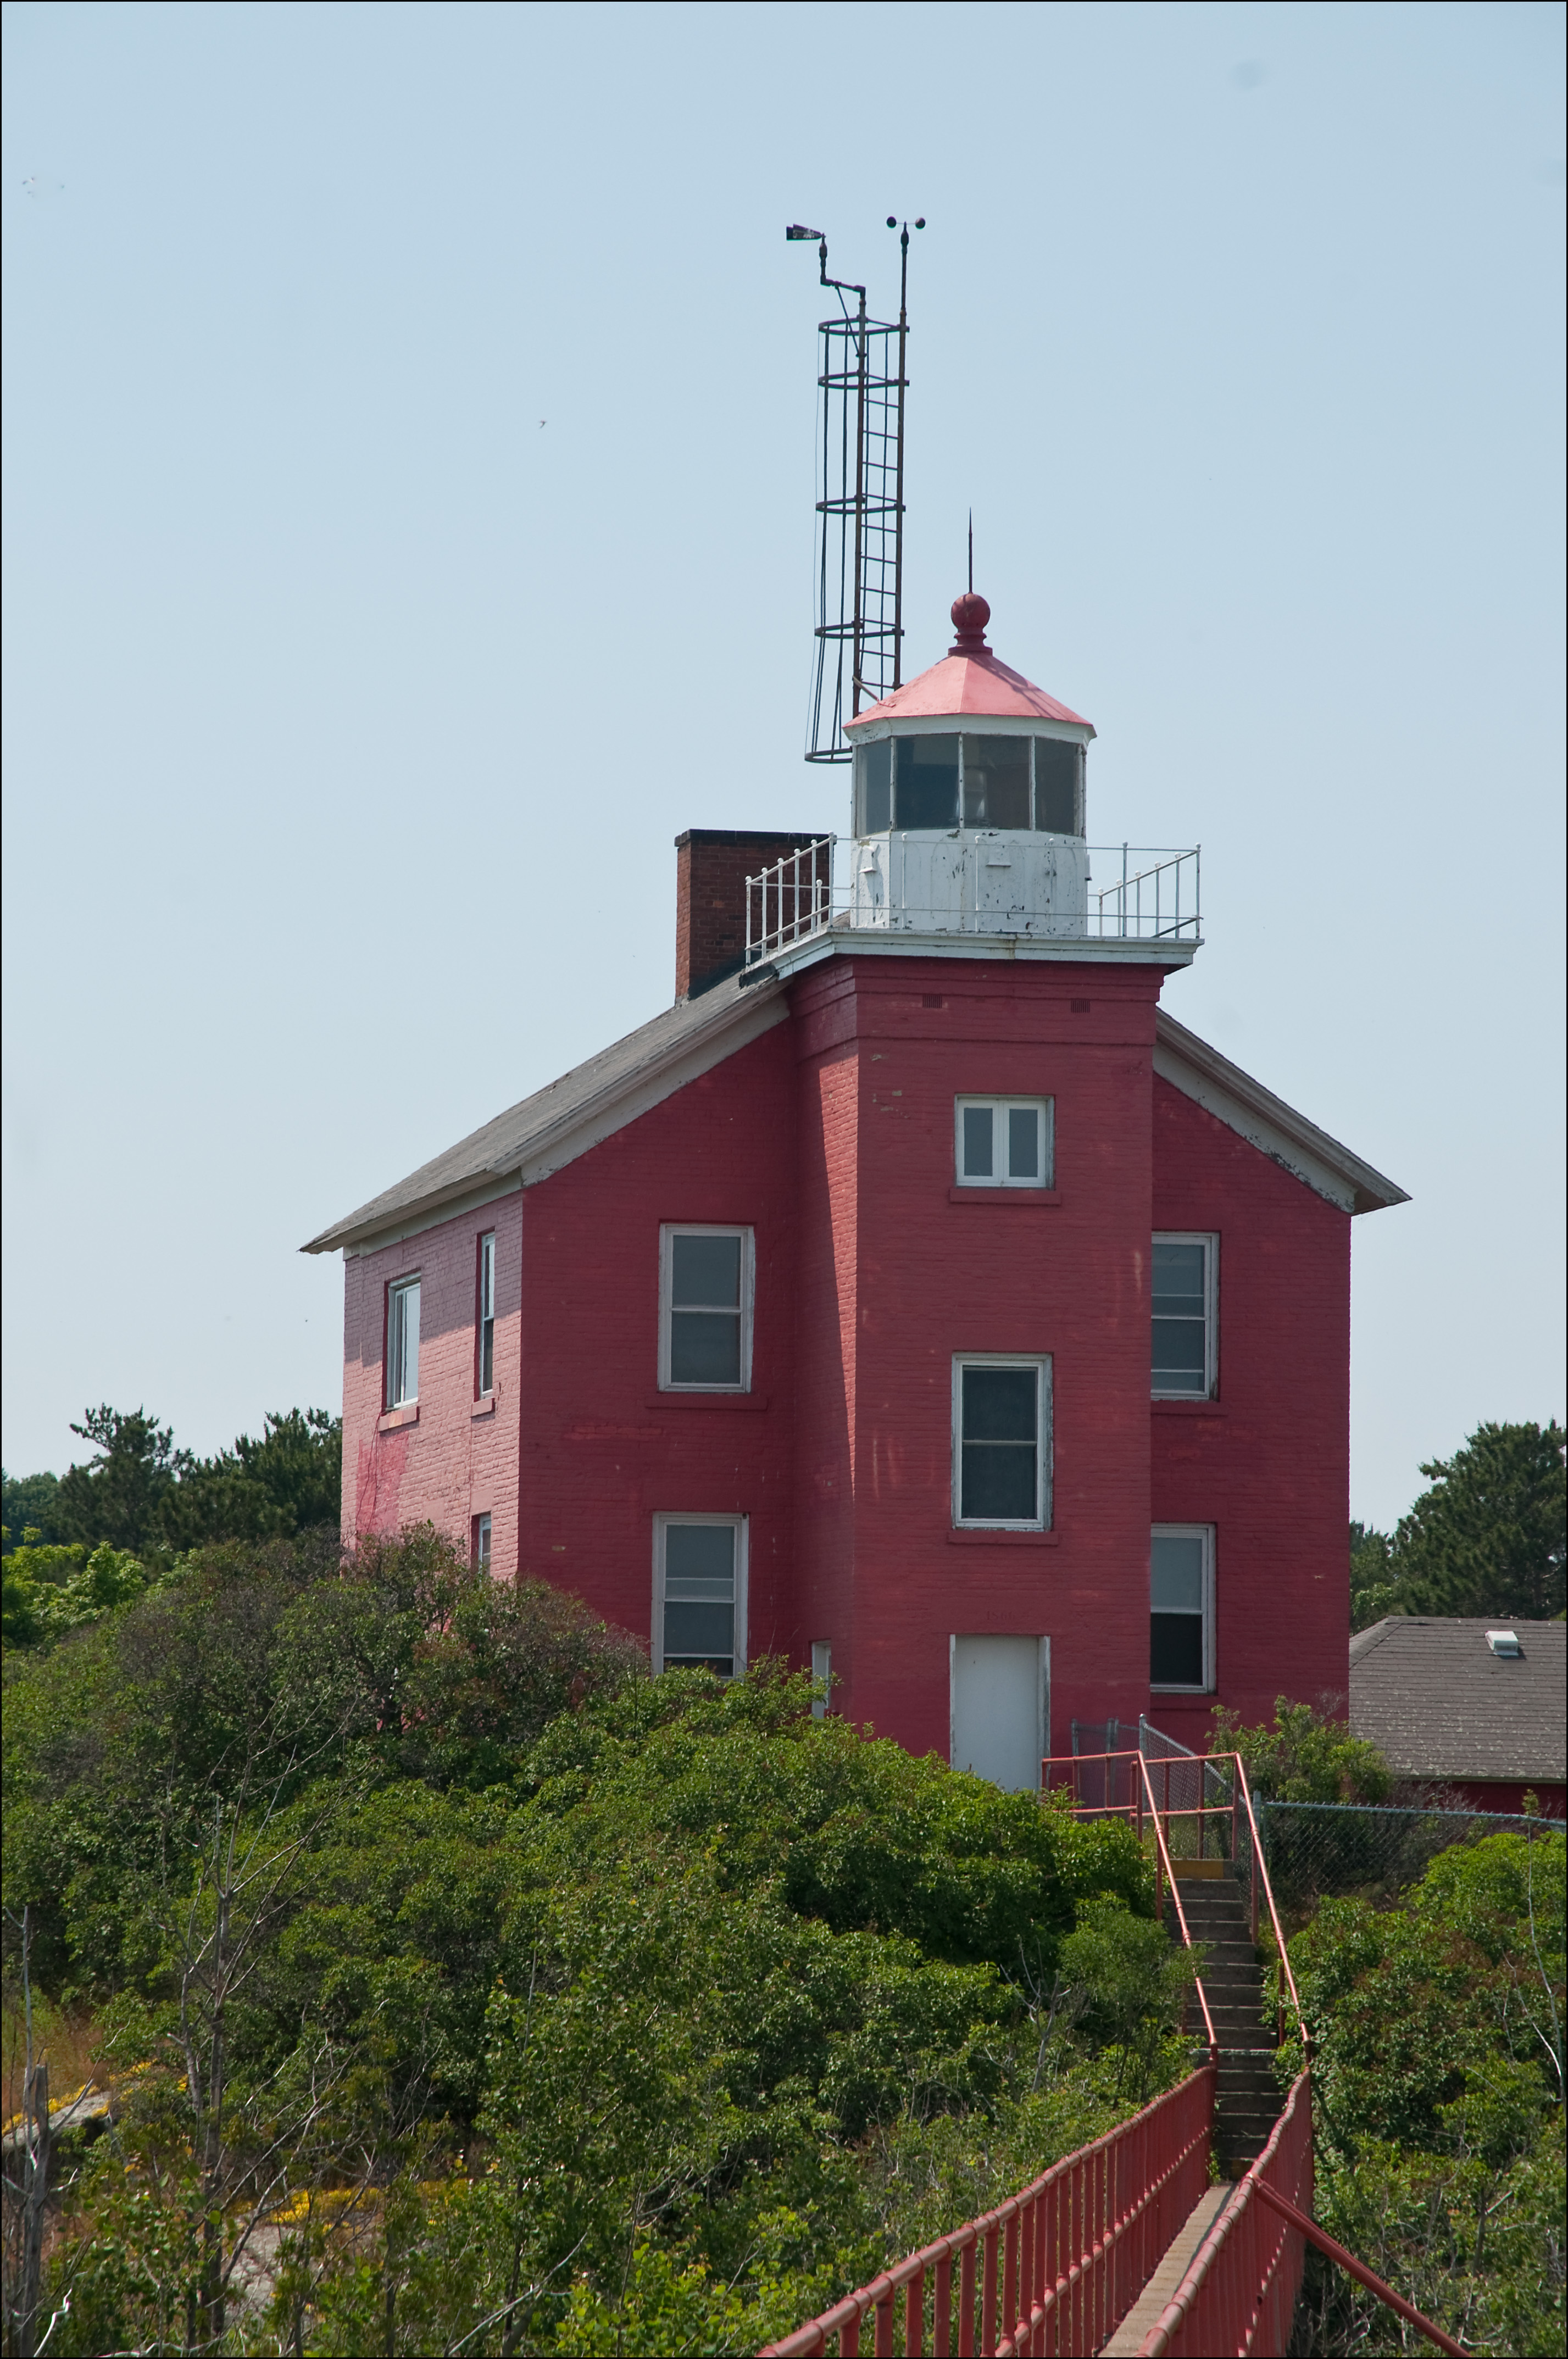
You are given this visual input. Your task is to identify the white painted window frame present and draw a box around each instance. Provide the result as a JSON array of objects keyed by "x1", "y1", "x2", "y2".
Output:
[
  {"x1": 651, "y1": 1511, "x2": 748, "y2": 1677},
  {"x1": 386, "y1": 1274, "x2": 421, "y2": 1409},
  {"x1": 658, "y1": 1223, "x2": 755, "y2": 1392},
  {"x1": 1150, "y1": 1523, "x2": 1216, "y2": 1693},
  {"x1": 1151, "y1": 1231, "x2": 1219, "y2": 1400},
  {"x1": 954, "y1": 1096, "x2": 1055, "y2": 1188},
  {"x1": 477, "y1": 1231, "x2": 496, "y2": 1397},
  {"x1": 951, "y1": 1354, "x2": 1053, "y2": 1531},
  {"x1": 473, "y1": 1512, "x2": 492, "y2": 1573}
]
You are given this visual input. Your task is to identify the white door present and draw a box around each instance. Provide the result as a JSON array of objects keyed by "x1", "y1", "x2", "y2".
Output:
[{"x1": 950, "y1": 1635, "x2": 1049, "y2": 1791}]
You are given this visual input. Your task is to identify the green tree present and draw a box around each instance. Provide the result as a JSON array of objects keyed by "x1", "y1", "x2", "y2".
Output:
[
  {"x1": 1349, "y1": 1518, "x2": 1400, "y2": 1632},
  {"x1": 1, "y1": 1470, "x2": 63, "y2": 1554},
  {"x1": 52, "y1": 1406, "x2": 190, "y2": 1554},
  {"x1": 1387, "y1": 1420, "x2": 1566, "y2": 1621},
  {"x1": 1210, "y1": 1696, "x2": 1392, "y2": 1805},
  {"x1": 161, "y1": 1407, "x2": 342, "y2": 1545}
]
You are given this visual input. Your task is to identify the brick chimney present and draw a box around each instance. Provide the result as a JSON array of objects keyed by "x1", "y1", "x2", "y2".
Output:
[{"x1": 675, "y1": 828, "x2": 822, "y2": 999}]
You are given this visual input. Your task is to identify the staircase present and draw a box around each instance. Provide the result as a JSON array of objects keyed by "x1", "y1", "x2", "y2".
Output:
[{"x1": 1169, "y1": 1868, "x2": 1280, "y2": 2176}]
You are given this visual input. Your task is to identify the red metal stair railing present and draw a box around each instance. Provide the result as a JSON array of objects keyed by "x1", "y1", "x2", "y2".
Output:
[
  {"x1": 757, "y1": 2063, "x2": 1214, "y2": 2358},
  {"x1": 1135, "y1": 2073, "x2": 1464, "y2": 2358}
]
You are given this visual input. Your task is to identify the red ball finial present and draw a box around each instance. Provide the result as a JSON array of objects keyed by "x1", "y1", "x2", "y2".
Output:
[{"x1": 949, "y1": 591, "x2": 991, "y2": 654}]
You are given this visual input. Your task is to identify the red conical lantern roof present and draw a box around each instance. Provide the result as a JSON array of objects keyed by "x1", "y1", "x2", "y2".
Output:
[{"x1": 846, "y1": 593, "x2": 1094, "y2": 735}]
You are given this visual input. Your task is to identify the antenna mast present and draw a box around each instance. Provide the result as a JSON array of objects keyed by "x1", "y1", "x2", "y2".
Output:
[{"x1": 787, "y1": 218, "x2": 924, "y2": 763}]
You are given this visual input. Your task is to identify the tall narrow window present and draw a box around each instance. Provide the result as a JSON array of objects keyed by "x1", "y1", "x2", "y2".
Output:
[
  {"x1": 1152, "y1": 1234, "x2": 1217, "y2": 1397},
  {"x1": 472, "y1": 1512, "x2": 492, "y2": 1573},
  {"x1": 955, "y1": 1098, "x2": 1053, "y2": 1188},
  {"x1": 953, "y1": 1356, "x2": 1051, "y2": 1528},
  {"x1": 659, "y1": 1226, "x2": 754, "y2": 1390},
  {"x1": 811, "y1": 1639, "x2": 832, "y2": 1718},
  {"x1": 386, "y1": 1277, "x2": 420, "y2": 1408},
  {"x1": 1151, "y1": 1527, "x2": 1214, "y2": 1690},
  {"x1": 653, "y1": 1515, "x2": 747, "y2": 1677},
  {"x1": 477, "y1": 1232, "x2": 496, "y2": 1396}
]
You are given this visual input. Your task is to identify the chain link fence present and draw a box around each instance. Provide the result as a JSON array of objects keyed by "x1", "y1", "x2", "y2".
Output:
[{"x1": 1254, "y1": 1795, "x2": 1559, "y2": 1921}]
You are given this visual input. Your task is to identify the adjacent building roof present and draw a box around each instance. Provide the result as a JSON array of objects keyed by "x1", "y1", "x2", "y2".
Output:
[
  {"x1": 304, "y1": 960, "x2": 1407, "y2": 1257},
  {"x1": 1349, "y1": 1617, "x2": 1567, "y2": 1787}
]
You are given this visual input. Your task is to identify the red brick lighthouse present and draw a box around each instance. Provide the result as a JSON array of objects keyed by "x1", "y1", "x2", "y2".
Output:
[{"x1": 306, "y1": 589, "x2": 1406, "y2": 1782}]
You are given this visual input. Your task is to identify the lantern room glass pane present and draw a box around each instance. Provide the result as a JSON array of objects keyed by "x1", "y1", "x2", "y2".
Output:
[
  {"x1": 895, "y1": 735, "x2": 960, "y2": 828},
  {"x1": 1033, "y1": 739, "x2": 1080, "y2": 833},
  {"x1": 860, "y1": 739, "x2": 892, "y2": 833},
  {"x1": 962, "y1": 736, "x2": 1031, "y2": 828}
]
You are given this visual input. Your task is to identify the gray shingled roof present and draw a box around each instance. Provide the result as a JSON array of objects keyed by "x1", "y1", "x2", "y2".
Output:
[{"x1": 1349, "y1": 1616, "x2": 1566, "y2": 1785}]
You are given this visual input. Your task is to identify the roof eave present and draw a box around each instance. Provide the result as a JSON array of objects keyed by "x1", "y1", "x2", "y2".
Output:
[{"x1": 1154, "y1": 1010, "x2": 1409, "y2": 1216}]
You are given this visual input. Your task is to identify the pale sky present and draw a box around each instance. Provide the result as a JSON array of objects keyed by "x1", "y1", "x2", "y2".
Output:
[{"x1": 3, "y1": 1, "x2": 1564, "y2": 1529}]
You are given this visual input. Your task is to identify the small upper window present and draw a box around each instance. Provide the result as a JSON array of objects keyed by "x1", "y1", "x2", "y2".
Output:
[
  {"x1": 386, "y1": 1276, "x2": 420, "y2": 1409},
  {"x1": 953, "y1": 1356, "x2": 1051, "y2": 1529},
  {"x1": 659, "y1": 1225, "x2": 754, "y2": 1390},
  {"x1": 477, "y1": 1232, "x2": 496, "y2": 1396},
  {"x1": 1152, "y1": 1234, "x2": 1217, "y2": 1398},
  {"x1": 1151, "y1": 1527, "x2": 1214, "y2": 1690},
  {"x1": 955, "y1": 1097, "x2": 1053, "y2": 1188},
  {"x1": 654, "y1": 1515, "x2": 747, "y2": 1677}
]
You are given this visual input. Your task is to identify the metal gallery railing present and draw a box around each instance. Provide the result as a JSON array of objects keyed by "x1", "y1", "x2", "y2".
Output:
[
  {"x1": 743, "y1": 839, "x2": 1202, "y2": 966},
  {"x1": 758, "y1": 2065, "x2": 1215, "y2": 2359}
]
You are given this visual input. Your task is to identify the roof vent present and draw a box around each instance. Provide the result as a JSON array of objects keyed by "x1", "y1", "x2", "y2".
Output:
[{"x1": 1487, "y1": 1628, "x2": 1522, "y2": 1657}]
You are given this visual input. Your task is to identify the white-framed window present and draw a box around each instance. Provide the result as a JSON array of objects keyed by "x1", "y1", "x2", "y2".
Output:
[
  {"x1": 386, "y1": 1276, "x2": 420, "y2": 1408},
  {"x1": 652, "y1": 1514, "x2": 747, "y2": 1678},
  {"x1": 811, "y1": 1639, "x2": 832, "y2": 1718},
  {"x1": 1152, "y1": 1233, "x2": 1217, "y2": 1398},
  {"x1": 658, "y1": 1225, "x2": 754, "y2": 1391},
  {"x1": 472, "y1": 1512, "x2": 492, "y2": 1573},
  {"x1": 952, "y1": 1356, "x2": 1052, "y2": 1529},
  {"x1": 955, "y1": 1097, "x2": 1054, "y2": 1188},
  {"x1": 1150, "y1": 1526, "x2": 1215, "y2": 1691},
  {"x1": 477, "y1": 1232, "x2": 496, "y2": 1396}
]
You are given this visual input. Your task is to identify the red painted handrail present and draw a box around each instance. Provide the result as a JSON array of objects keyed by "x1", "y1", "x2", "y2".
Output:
[
  {"x1": 1132, "y1": 1752, "x2": 1218, "y2": 2060},
  {"x1": 1248, "y1": 2183, "x2": 1466, "y2": 2357},
  {"x1": 757, "y1": 2065, "x2": 1214, "y2": 2358},
  {"x1": 1137, "y1": 2069, "x2": 1314, "y2": 2357}
]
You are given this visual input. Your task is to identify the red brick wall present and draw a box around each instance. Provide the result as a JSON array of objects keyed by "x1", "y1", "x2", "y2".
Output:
[
  {"x1": 790, "y1": 955, "x2": 1166, "y2": 1756},
  {"x1": 331, "y1": 956, "x2": 1363, "y2": 1767},
  {"x1": 675, "y1": 830, "x2": 824, "y2": 998},
  {"x1": 341, "y1": 1192, "x2": 522, "y2": 1576},
  {"x1": 514, "y1": 1022, "x2": 799, "y2": 1659},
  {"x1": 1149, "y1": 1075, "x2": 1352, "y2": 1744}
]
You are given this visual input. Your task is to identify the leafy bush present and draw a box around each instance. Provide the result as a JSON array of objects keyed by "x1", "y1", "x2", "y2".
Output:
[
  {"x1": 5, "y1": 1529, "x2": 1201, "y2": 2357},
  {"x1": 1282, "y1": 1830, "x2": 1565, "y2": 2354}
]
